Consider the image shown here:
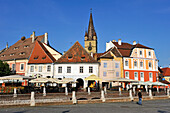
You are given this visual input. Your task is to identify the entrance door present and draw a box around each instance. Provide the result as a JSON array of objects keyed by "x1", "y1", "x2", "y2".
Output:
[{"x1": 76, "y1": 78, "x2": 84, "y2": 89}]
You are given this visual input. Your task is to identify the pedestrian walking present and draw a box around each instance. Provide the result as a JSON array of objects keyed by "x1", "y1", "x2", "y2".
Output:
[{"x1": 137, "y1": 90, "x2": 142, "y2": 105}]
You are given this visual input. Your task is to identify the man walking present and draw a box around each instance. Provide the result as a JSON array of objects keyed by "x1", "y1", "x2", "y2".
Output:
[{"x1": 137, "y1": 90, "x2": 142, "y2": 105}]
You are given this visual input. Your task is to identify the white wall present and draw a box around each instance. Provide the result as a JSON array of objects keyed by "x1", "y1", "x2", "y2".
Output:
[
  {"x1": 54, "y1": 63, "x2": 99, "y2": 81},
  {"x1": 27, "y1": 63, "x2": 54, "y2": 78}
]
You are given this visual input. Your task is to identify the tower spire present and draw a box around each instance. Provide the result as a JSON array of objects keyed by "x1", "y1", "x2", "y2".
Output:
[{"x1": 88, "y1": 8, "x2": 96, "y2": 40}]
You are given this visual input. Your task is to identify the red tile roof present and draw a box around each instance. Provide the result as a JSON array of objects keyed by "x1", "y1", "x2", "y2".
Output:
[
  {"x1": 161, "y1": 68, "x2": 170, "y2": 76},
  {"x1": 28, "y1": 41, "x2": 56, "y2": 64},
  {"x1": 111, "y1": 41, "x2": 153, "y2": 57},
  {"x1": 0, "y1": 35, "x2": 44, "y2": 61},
  {"x1": 55, "y1": 41, "x2": 98, "y2": 63}
]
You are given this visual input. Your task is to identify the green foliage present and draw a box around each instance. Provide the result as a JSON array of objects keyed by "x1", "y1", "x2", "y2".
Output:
[{"x1": 0, "y1": 60, "x2": 11, "y2": 76}]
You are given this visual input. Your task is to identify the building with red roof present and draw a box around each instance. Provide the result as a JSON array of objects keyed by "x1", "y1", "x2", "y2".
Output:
[
  {"x1": 27, "y1": 40, "x2": 61, "y2": 78},
  {"x1": 54, "y1": 41, "x2": 99, "y2": 89},
  {"x1": 0, "y1": 32, "x2": 49, "y2": 76},
  {"x1": 106, "y1": 39, "x2": 158, "y2": 82}
]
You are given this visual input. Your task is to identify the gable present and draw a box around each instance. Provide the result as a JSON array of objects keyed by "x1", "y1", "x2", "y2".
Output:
[
  {"x1": 28, "y1": 41, "x2": 56, "y2": 64},
  {"x1": 56, "y1": 41, "x2": 98, "y2": 63}
]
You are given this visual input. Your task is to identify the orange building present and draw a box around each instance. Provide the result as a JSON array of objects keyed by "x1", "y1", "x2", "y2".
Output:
[{"x1": 106, "y1": 39, "x2": 158, "y2": 82}]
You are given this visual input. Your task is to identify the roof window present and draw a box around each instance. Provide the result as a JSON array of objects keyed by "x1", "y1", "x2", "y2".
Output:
[
  {"x1": 24, "y1": 45, "x2": 29, "y2": 48},
  {"x1": 42, "y1": 56, "x2": 46, "y2": 59},
  {"x1": 34, "y1": 56, "x2": 39, "y2": 60},
  {"x1": 1, "y1": 55, "x2": 5, "y2": 57},
  {"x1": 14, "y1": 47, "x2": 19, "y2": 50},
  {"x1": 10, "y1": 53, "x2": 14, "y2": 56},
  {"x1": 19, "y1": 52, "x2": 25, "y2": 55}
]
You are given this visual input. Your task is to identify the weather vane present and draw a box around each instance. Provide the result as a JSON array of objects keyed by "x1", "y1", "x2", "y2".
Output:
[{"x1": 90, "y1": 8, "x2": 92, "y2": 13}]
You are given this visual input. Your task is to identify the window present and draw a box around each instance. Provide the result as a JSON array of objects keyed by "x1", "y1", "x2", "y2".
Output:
[
  {"x1": 1, "y1": 55, "x2": 5, "y2": 57},
  {"x1": 134, "y1": 61, "x2": 137, "y2": 67},
  {"x1": 12, "y1": 64, "x2": 15, "y2": 71},
  {"x1": 140, "y1": 62, "x2": 143, "y2": 67},
  {"x1": 89, "y1": 66, "x2": 93, "y2": 73},
  {"x1": 134, "y1": 72, "x2": 138, "y2": 80},
  {"x1": 19, "y1": 52, "x2": 25, "y2": 55},
  {"x1": 125, "y1": 61, "x2": 128, "y2": 66},
  {"x1": 58, "y1": 67, "x2": 62, "y2": 73},
  {"x1": 104, "y1": 63, "x2": 107, "y2": 68},
  {"x1": 140, "y1": 51, "x2": 142, "y2": 56},
  {"x1": 24, "y1": 45, "x2": 29, "y2": 48},
  {"x1": 10, "y1": 53, "x2": 14, "y2": 56},
  {"x1": 140, "y1": 72, "x2": 144, "y2": 77},
  {"x1": 149, "y1": 62, "x2": 152, "y2": 68},
  {"x1": 20, "y1": 64, "x2": 24, "y2": 71},
  {"x1": 125, "y1": 71, "x2": 129, "y2": 78},
  {"x1": 134, "y1": 72, "x2": 138, "y2": 78},
  {"x1": 116, "y1": 72, "x2": 119, "y2": 77},
  {"x1": 39, "y1": 66, "x2": 42, "y2": 72},
  {"x1": 149, "y1": 73, "x2": 152, "y2": 78},
  {"x1": 149, "y1": 72, "x2": 153, "y2": 81},
  {"x1": 103, "y1": 72, "x2": 107, "y2": 77},
  {"x1": 115, "y1": 63, "x2": 119, "y2": 68},
  {"x1": 148, "y1": 51, "x2": 151, "y2": 56},
  {"x1": 14, "y1": 47, "x2": 19, "y2": 50},
  {"x1": 140, "y1": 72, "x2": 144, "y2": 81},
  {"x1": 80, "y1": 66, "x2": 83, "y2": 73},
  {"x1": 30, "y1": 66, "x2": 34, "y2": 72},
  {"x1": 47, "y1": 65, "x2": 51, "y2": 72},
  {"x1": 67, "y1": 66, "x2": 71, "y2": 73}
]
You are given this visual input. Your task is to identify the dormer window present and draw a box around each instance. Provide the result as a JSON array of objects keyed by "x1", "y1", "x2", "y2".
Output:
[
  {"x1": 24, "y1": 45, "x2": 29, "y2": 48},
  {"x1": 10, "y1": 53, "x2": 14, "y2": 56},
  {"x1": 68, "y1": 55, "x2": 73, "y2": 59},
  {"x1": 42, "y1": 56, "x2": 46, "y2": 59},
  {"x1": 1, "y1": 55, "x2": 5, "y2": 57},
  {"x1": 81, "y1": 57, "x2": 85, "y2": 60},
  {"x1": 19, "y1": 52, "x2": 25, "y2": 55},
  {"x1": 34, "y1": 56, "x2": 39, "y2": 59},
  {"x1": 14, "y1": 47, "x2": 19, "y2": 50}
]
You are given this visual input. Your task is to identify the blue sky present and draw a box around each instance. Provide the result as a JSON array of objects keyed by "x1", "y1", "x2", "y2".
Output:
[{"x1": 0, "y1": 0, "x2": 170, "y2": 67}]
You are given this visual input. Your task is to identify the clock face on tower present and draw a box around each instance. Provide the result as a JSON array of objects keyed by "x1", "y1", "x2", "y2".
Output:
[
  {"x1": 88, "y1": 46, "x2": 92, "y2": 51},
  {"x1": 88, "y1": 42, "x2": 92, "y2": 51}
]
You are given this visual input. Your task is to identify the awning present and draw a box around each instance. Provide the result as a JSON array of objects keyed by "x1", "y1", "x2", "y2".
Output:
[
  {"x1": 29, "y1": 78, "x2": 59, "y2": 83},
  {"x1": 0, "y1": 75, "x2": 33, "y2": 80},
  {"x1": 107, "y1": 78, "x2": 138, "y2": 83},
  {"x1": 84, "y1": 74, "x2": 101, "y2": 81}
]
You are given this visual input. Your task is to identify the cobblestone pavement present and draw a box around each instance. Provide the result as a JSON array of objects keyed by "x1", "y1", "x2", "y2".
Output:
[{"x1": 0, "y1": 99, "x2": 170, "y2": 113}]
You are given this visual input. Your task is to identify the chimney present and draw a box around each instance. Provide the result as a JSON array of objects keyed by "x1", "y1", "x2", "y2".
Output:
[
  {"x1": 6, "y1": 42, "x2": 8, "y2": 49},
  {"x1": 63, "y1": 51, "x2": 66, "y2": 55},
  {"x1": 112, "y1": 40, "x2": 116, "y2": 42},
  {"x1": 44, "y1": 32, "x2": 48, "y2": 44},
  {"x1": 118, "y1": 39, "x2": 121, "y2": 45},
  {"x1": 32, "y1": 31, "x2": 35, "y2": 43},
  {"x1": 133, "y1": 41, "x2": 137, "y2": 45}
]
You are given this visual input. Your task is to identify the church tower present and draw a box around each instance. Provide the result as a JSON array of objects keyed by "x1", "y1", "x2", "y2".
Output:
[{"x1": 84, "y1": 10, "x2": 97, "y2": 54}]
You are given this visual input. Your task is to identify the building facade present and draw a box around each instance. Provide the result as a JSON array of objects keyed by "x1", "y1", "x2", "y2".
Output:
[
  {"x1": 54, "y1": 41, "x2": 99, "y2": 89},
  {"x1": 106, "y1": 39, "x2": 158, "y2": 82},
  {"x1": 27, "y1": 40, "x2": 61, "y2": 78},
  {"x1": 0, "y1": 32, "x2": 48, "y2": 76}
]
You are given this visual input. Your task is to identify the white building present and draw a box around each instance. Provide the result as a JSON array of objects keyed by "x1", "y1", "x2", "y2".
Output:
[{"x1": 54, "y1": 41, "x2": 99, "y2": 89}]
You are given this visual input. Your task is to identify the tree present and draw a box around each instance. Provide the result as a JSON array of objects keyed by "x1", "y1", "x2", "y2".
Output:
[{"x1": 0, "y1": 60, "x2": 11, "y2": 76}]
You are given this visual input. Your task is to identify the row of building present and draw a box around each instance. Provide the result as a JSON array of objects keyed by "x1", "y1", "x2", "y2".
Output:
[{"x1": 0, "y1": 11, "x2": 167, "y2": 89}]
